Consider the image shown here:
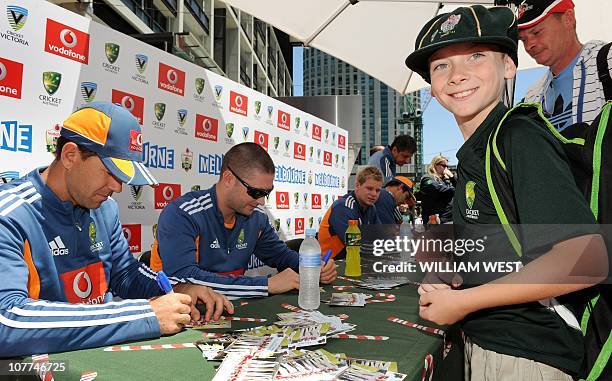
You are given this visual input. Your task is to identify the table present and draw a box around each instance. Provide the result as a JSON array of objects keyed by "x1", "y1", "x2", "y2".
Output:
[{"x1": 46, "y1": 276, "x2": 461, "y2": 381}]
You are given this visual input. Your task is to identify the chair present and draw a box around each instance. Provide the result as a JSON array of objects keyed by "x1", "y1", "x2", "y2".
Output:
[
  {"x1": 285, "y1": 238, "x2": 304, "y2": 252},
  {"x1": 138, "y1": 250, "x2": 151, "y2": 267}
]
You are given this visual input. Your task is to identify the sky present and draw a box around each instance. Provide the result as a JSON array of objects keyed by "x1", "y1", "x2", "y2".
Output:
[{"x1": 292, "y1": 46, "x2": 547, "y2": 165}]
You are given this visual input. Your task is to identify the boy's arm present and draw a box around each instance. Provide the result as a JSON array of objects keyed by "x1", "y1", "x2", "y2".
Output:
[
  {"x1": 420, "y1": 115, "x2": 609, "y2": 324},
  {"x1": 420, "y1": 233, "x2": 608, "y2": 325}
]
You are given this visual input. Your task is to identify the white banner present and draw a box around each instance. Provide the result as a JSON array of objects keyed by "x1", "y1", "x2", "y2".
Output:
[{"x1": 0, "y1": 0, "x2": 348, "y2": 270}]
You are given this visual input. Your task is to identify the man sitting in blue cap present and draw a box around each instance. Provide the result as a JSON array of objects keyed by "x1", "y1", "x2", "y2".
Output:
[{"x1": 0, "y1": 102, "x2": 233, "y2": 357}]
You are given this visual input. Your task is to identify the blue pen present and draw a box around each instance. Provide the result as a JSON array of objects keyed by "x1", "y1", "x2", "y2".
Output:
[
  {"x1": 322, "y1": 249, "x2": 333, "y2": 265},
  {"x1": 156, "y1": 271, "x2": 174, "y2": 294}
]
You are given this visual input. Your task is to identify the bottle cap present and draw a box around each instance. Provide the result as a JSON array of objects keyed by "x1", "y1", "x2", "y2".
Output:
[
  {"x1": 305, "y1": 228, "x2": 316, "y2": 237},
  {"x1": 348, "y1": 220, "x2": 359, "y2": 225}
]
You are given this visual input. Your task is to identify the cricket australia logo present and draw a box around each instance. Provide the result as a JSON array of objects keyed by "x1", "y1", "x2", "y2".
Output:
[
  {"x1": 89, "y1": 221, "x2": 104, "y2": 252},
  {"x1": 465, "y1": 181, "x2": 479, "y2": 220},
  {"x1": 236, "y1": 229, "x2": 247, "y2": 249},
  {"x1": 194, "y1": 77, "x2": 205, "y2": 102}
]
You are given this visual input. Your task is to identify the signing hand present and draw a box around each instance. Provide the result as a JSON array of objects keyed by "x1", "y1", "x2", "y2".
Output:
[
  {"x1": 320, "y1": 258, "x2": 337, "y2": 284},
  {"x1": 173, "y1": 283, "x2": 234, "y2": 322},
  {"x1": 268, "y1": 268, "x2": 300, "y2": 294},
  {"x1": 149, "y1": 293, "x2": 191, "y2": 335}
]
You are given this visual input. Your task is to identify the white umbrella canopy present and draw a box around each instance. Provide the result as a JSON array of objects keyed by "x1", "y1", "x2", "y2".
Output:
[{"x1": 220, "y1": 0, "x2": 611, "y2": 95}]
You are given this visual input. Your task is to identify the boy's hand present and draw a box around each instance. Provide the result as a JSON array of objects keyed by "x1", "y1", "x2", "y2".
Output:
[
  {"x1": 419, "y1": 288, "x2": 469, "y2": 325},
  {"x1": 418, "y1": 272, "x2": 462, "y2": 295}
]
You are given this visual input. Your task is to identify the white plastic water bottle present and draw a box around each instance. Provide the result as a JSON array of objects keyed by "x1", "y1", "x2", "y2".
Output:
[
  {"x1": 298, "y1": 229, "x2": 321, "y2": 310},
  {"x1": 400, "y1": 214, "x2": 411, "y2": 237}
]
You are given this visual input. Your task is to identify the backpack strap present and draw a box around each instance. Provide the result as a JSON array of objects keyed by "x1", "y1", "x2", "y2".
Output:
[
  {"x1": 485, "y1": 103, "x2": 585, "y2": 257},
  {"x1": 589, "y1": 102, "x2": 612, "y2": 219},
  {"x1": 596, "y1": 42, "x2": 612, "y2": 102},
  {"x1": 582, "y1": 331, "x2": 611, "y2": 381}
]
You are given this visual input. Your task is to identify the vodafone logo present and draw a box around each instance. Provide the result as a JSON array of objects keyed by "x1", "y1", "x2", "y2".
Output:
[
  {"x1": 60, "y1": 262, "x2": 107, "y2": 304},
  {"x1": 162, "y1": 185, "x2": 174, "y2": 200},
  {"x1": 277, "y1": 110, "x2": 290, "y2": 130},
  {"x1": 323, "y1": 150, "x2": 333, "y2": 166},
  {"x1": 312, "y1": 124, "x2": 322, "y2": 141},
  {"x1": 203, "y1": 119, "x2": 212, "y2": 131},
  {"x1": 112, "y1": 89, "x2": 144, "y2": 124},
  {"x1": 59, "y1": 29, "x2": 77, "y2": 48},
  {"x1": 276, "y1": 191, "x2": 289, "y2": 209},
  {"x1": 123, "y1": 227, "x2": 132, "y2": 241},
  {"x1": 295, "y1": 218, "x2": 304, "y2": 235},
  {"x1": 121, "y1": 96, "x2": 134, "y2": 111},
  {"x1": 45, "y1": 19, "x2": 89, "y2": 64},
  {"x1": 158, "y1": 63, "x2": 185, "y2": 96},
  {"x1": 73, "y1": 272, "x2": 92, "y2": 299},
  {"x1": 254, "y1": 130, "x2": 269, "y2": 150},
  {"x1": 312, "y1": 194, "x2": 322, "y2": 209},
  {"x1": 167, "y1": 69, "x2": 178, "y2": 84},
  {"x1": 293, "y1": 142, "x2": 306, "y2": 160},
  {"x1": 229, "y1": 91, "x2": 248, "y2": 116},
  {"x1": 338, "y1": 134, "x2": 346, "y2": 149},
  {"x1": 122, "y1": 224, "x2": 142, "y2": 253},
  {"x1": 0, "y1": 57, "x2": 23, "y2": 99},
  {"x1": 195, "y1": 114, "x2": 218, "y2": 142},
  {"x1": 154, "y1": 183, "x2": 181, "y2": 209}
]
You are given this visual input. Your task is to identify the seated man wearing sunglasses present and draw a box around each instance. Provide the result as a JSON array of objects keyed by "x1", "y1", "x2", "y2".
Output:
[{"x1": 152, "y1": 143, "x2": 337, "y2": 298}]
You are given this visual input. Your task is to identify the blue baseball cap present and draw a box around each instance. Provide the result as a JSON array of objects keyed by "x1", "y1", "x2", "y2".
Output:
[{"x1": 60, "y1": 101, "x2": 158, "y2": 186}]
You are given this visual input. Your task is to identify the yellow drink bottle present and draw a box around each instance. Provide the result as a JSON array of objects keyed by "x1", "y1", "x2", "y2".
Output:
[{"x1": 344, "y1": 220, "x2": 362, "y2": 277}]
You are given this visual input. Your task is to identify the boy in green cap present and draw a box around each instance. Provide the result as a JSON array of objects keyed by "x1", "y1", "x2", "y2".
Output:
[{"x1": 406, "y1": 5, "x2": 609, "y2": 380}]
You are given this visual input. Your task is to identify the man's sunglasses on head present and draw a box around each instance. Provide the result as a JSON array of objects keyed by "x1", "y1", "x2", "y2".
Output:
[{"x1": 227, "y1": 166, "x2": 274, "y2": 199}]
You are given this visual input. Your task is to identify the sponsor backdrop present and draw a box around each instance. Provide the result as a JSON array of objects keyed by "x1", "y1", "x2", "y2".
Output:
[{"x1": 0, "y1": 0, "x2": 348, "y2": 271}]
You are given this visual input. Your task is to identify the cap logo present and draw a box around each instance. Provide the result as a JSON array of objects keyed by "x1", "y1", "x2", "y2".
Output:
[
  {"x1": 129, "y1": 130, "x2": 143, "y2": 152},
  {"x1": 517, "y1": 1, "x2": 533, "y2": 19},
  {"x1": 59, "y1": 29, "x2": 77, "y2": 48},
  {"x1": 441, "y1": 14, "x2": 461, "y2": 34}
]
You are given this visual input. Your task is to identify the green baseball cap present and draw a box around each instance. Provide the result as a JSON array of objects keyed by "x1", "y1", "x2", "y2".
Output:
[{"x1": 405, "y1": 5, "x2": 518, "y2": 83}]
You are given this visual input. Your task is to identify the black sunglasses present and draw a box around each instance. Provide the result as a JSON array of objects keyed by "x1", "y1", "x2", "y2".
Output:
[{"x1": 227, "y1": 165, "x2": 274, "y2": 200}]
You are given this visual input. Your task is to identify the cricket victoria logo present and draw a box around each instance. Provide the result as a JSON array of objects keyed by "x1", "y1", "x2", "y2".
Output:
[
  {"x1": 3, "y1": 5, "x2": 29, "y2": 46},
  {"x1": 48, "y1": 236, "x2": 69, "y2": 256}
]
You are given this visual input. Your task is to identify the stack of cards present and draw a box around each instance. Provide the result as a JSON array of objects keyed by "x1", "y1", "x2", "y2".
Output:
[
  {"x1": 336, "y1": 364, "x2": 407, "y2": 381},
  {"x1": 212, "y1": 352, "x2": 279, "y2": 381}
]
